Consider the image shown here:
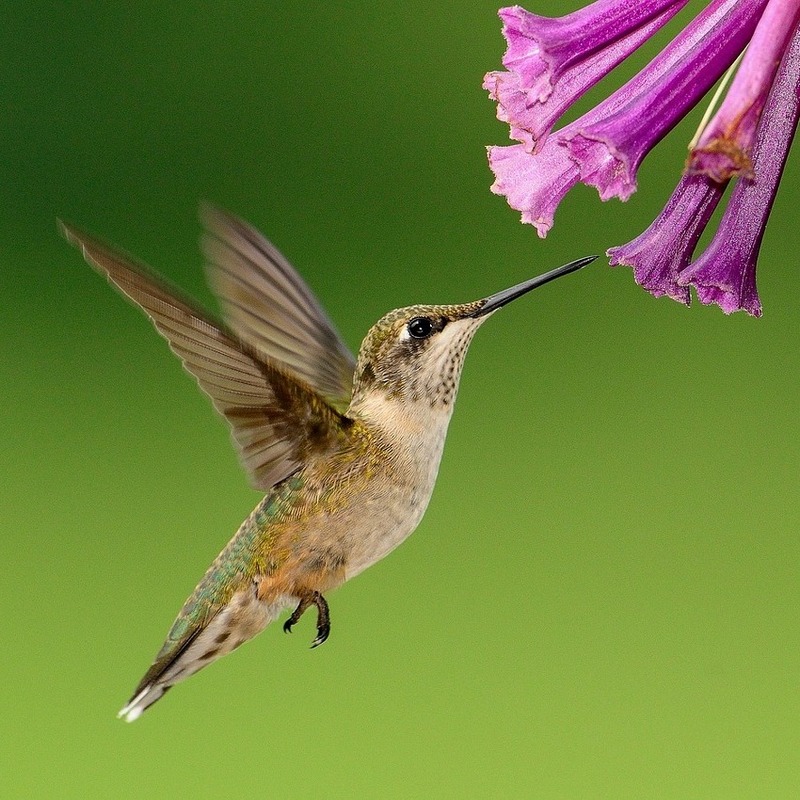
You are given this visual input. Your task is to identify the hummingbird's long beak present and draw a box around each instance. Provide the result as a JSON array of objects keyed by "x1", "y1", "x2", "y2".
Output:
[{"x1": 470, "y1": 255, "x2": 597, "y2": 318}]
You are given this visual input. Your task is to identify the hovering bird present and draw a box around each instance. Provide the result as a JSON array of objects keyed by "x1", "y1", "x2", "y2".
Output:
[{"x1": 61, "y1": 208, "x2": 593, "y2": 721}]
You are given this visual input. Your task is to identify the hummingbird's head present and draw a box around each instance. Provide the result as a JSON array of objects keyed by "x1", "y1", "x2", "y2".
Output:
[{"x1": 349, "y1": 256, "x2": 595, "y2": 414}]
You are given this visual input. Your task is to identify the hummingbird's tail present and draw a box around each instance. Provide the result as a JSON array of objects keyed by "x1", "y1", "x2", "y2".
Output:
[{"x1": 118, "y1": 588, "x2": 289, "y2": 722}]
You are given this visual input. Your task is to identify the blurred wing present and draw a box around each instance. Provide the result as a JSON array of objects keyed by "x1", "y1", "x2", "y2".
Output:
[
  {"x1": 61, "y1": 222, "x2": 347, "y2": 491},
  {"x1": 201, "y1": 206, "x2": 356, "y2": 413}
]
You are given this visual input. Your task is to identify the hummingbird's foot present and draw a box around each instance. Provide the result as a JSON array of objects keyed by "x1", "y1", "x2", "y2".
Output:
[
  {"x1": 310, "y1": 592, "x2": 330, "y2": 649},
  {"x1": 283, "y1": 591, "x2": 331, "y2": 648}
]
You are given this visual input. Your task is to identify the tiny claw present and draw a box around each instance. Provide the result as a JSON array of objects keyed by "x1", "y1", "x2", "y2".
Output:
[
  {"x1": 310, "y1": 625, "x2": 330, "y2": 649},
  {"x1": 283, "y1": 596, "x2": 312, "y2": 637}
]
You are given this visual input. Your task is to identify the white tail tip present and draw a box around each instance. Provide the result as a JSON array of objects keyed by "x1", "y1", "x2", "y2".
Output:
[{"x1": 117, "y1": 683, "x2": 163, "y2": 723}]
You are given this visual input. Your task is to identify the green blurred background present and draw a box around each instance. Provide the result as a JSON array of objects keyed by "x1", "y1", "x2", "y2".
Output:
[{"x1": 3, "y1": 1, "x2": 799, "y2": 797}]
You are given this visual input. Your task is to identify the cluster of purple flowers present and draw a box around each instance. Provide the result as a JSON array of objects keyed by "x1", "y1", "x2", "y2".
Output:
[{"x1": 485, "y1": 0, "x2": 800, "y2": 315}]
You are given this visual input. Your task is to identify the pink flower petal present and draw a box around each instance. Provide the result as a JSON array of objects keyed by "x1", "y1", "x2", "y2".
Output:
[{"x1": 487, "y1": 142, "x2": 579, "y2": 237}]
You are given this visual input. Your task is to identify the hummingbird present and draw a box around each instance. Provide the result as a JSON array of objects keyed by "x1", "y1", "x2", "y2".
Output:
[{"x1": 60, "y1": 207, "x2": 594, "y2": 722}]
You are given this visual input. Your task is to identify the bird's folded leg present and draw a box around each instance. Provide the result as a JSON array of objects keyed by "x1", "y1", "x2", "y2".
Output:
[{"x1": 283, "y1": 591, "x2": 330, "y2": 648}]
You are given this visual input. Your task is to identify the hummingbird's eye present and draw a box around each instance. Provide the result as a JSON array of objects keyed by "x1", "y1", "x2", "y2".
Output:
[{"x1": 407, "y1": 317, "x2": 434, "y2": 339}]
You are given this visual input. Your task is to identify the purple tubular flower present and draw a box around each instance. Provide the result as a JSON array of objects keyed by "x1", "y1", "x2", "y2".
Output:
[
  {"x1": 677, "y1": 25, "x2": 800, "y2": 316},
  {"x1": 483, "y1": 0, "x2": 689, "y2": 152},
  {"x1": 687, "y1": 0, "x2": 800, "y2": 181},
  {"x1": 486, "y1": 0, "x2": 800, "y2": 314},
  {"x1": 564, "y1": 0, "x2": 767, "y2": 201},
  {"x1": 487, "y1": 0, "x2": 768, "y2": 232},
  {"x1": 607, "y1": 173, "x2": 728, "y2": 305},
  {"x1": 488, "y1": 141, "x2": 580, "y2": 237}
]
